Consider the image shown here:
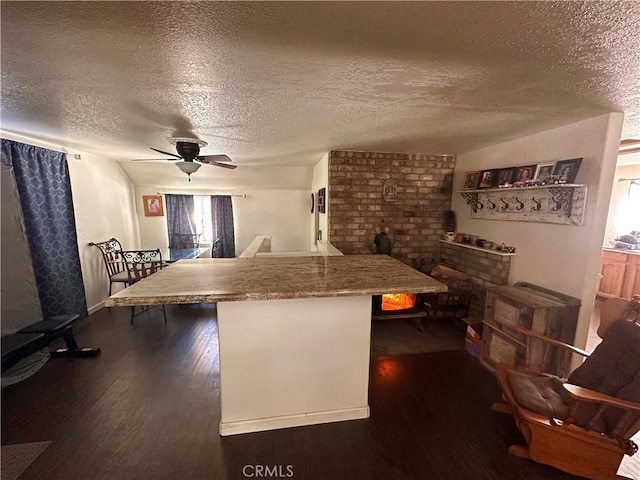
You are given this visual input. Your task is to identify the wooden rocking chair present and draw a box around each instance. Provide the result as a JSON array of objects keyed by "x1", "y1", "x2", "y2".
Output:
[{"x1": 492, "y1": 299, "x2": 640, "y2": 479}]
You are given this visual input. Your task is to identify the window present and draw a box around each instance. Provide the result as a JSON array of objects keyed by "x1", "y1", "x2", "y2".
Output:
[
  {"x1": 616, "y1": 181, "x2": 640, "y2": 235},
  {"x1": 193, "y1": 196, "x2": 213, "y2": 243}
]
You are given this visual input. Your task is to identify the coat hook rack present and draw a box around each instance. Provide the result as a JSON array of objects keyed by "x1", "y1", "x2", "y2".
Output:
[
  {"x1": 458, "y1": 184, "x2": 586, "y2": 225},
  {"x1": 532, "y1": 196, "x2": 542, "y2": 211}
]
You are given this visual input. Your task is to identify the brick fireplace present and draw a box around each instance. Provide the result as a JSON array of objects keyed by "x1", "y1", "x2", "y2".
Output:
[
  {"x1": 325, "y1": 149, "x2": 512, "y2": 319},
  {"x1": 328, "y1": 150, "x2": 455, "y2": 266}
]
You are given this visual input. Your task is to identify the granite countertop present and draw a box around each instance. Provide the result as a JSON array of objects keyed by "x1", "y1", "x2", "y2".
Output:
[
  {"x1": 602, "y1": 246, "x2": 640, "y2": 256},
  {"x1": 105, "y1": 254, "x2": 448, "y2": 306}
]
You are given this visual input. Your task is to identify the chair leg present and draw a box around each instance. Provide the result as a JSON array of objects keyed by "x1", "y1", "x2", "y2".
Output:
[
  {"x1": 508, "y1": 445, "x2": 531, "y2": 459},
  {"x1": 161, "y1": 305, "x2": 167, "y2": 325},
  {"x1": 491, "y1": 402, "x2": 513, "y2": 414},
  {"x1": 130, "y1": 306, "x2": 135, "y2": 326}
]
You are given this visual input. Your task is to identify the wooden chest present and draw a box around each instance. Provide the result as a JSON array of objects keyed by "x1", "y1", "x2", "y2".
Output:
[{"x1": 481, "y1": 282, "x2": 580, "y2": 376}]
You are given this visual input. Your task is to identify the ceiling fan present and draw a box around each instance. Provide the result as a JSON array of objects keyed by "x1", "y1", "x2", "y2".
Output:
[{"x1": 137, "y1": 137, "x2": 237, "y2": 181}]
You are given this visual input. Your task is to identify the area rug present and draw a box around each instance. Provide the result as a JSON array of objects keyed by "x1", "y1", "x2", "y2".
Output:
[
  {"x1": 370, "y1": 317, "x2": 465, "y2": 356},
  {"x1": 1, "y1": 441, "x2": 51, "y2": 480}
]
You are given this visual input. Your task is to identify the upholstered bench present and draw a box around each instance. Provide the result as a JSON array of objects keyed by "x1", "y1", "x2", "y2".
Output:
[
  {"x1": 17, "y1": 313, "x2": 101, "y2": 358},
  {"x1": 1, "y1": 332, "x2": 47, "y2": 373}
]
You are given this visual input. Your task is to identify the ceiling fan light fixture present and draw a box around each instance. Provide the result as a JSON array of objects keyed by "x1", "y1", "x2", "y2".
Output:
[
  {"x1": 168, "y1": 137, "x2": 208, "y2": 148},
  {"x1": 176, "y1": 160, "x2": 201, "y2": 181}
]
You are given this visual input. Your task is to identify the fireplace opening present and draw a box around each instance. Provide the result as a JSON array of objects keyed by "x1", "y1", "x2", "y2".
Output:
[
  {"x1": 372, "y1": 293, "x2": 426, "y2": 321},
  {"x1": 381, "y1": 293, "x2": 417, "y2": 311},
  {"x1": 369, "y1": 225, "x2": 427, "y2": 321}
]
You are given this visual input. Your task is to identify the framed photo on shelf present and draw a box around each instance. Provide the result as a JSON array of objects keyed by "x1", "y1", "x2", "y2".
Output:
[
  {"x1": 478, "y1": 169, "x2": 499, "y2": 189},
  {"x1": 462, "y1": 171, "x2": 481, "y2": 190},
  {"x1": 553, "y1": 158, "x2": 583, "y2": 183},
  {"x1": 513, "y1": 164, "x2": 537, "y2": 184},
  {"x1": 534, "y1": 162, "x2": 556, "y2": 183},
  {"x1": 497, "y1": 167, "x2": 516, "y2": 186},
  {"x1": 317, "y1": 187, "x2": 326, "y2": 213},
  {"x1": 142, "y1": 195, "x2": 164, "y2": 217}
]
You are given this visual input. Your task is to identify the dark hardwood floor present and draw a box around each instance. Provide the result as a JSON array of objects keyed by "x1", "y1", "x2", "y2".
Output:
[{"x1": 2, "y1": 305, "x2": 588, "y2": 479}]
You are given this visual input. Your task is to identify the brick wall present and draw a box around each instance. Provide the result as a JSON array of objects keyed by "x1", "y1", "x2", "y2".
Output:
[
  {"x1": 439, "y1": 241, "x2": 512, "y2": 318},
  {"x1": 328, "y1": 150, "x2": 455, "y2": 266}
]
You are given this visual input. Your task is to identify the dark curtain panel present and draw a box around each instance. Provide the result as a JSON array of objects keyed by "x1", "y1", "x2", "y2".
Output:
[
  {"x1": 165, "y1": 194, "x2": 195, "y2": 248},
  {"x1": 0, "y1": 139, "x2": 88, "y2": 319},
  {"x1": 210, "y1": 195, "x2": 236, "y2": 258}
]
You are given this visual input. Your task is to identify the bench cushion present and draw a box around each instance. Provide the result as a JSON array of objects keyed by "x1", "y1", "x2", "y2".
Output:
[
  {"x1": 2, "y1": 333, "x2": 47, "y2": 373},
  {"x1": 18, "y1": 314, "x2": 80, "y2": 335},
  {"x1": 2, "y1": 333, "x2": 45, "y2": 358}
]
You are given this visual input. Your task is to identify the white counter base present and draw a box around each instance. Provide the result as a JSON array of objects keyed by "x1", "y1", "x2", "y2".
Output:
[
  {"x1": 219, "y1": 405, "x2": 370, "y2": 436},
  {"x1": 217, "y1": 296, "x2": 372, "y2": 436}
]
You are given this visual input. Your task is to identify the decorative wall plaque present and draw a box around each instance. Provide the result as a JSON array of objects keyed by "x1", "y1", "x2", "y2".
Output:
[{"x1": 383, "y1": 180, "x2": 398, "y2": 202}]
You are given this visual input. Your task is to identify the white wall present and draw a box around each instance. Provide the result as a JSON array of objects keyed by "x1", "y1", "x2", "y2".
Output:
[
  {"x1": 134, "y1": 187, "x2": 312, "y2": 254},
  {"x1": 311, "y1": 153, "x2": 329, "y2": 247},
  {"x1": 68, "y1": 155, "x2": 139, "y2": 313},
  {"x1": 0, "y1": 132, "x2": 140, "y2": 316},
  {"x1": 451, "y1": 113, "x2": 623, "y2": 349},
  {"x1": 234, "y1": 189, "x2": 311, "y2": 253},
  {"x1": 603, "y1": 162, "x2": 640, "y2": 244},
  {"x1": 134, "y1": 186, "x2": 170, "y2": 249}
]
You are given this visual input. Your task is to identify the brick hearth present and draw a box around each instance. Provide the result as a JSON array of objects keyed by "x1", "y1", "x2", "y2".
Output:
[{"x1": 439, "y1": 241, "x2": 512, "y2": 317}]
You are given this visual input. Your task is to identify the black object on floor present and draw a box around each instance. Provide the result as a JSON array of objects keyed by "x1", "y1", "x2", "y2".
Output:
[
  {"x1": 1, "y1": 333, "x2": 47, "y2": 373},
  {"x1": 17, "y1": 314, "x2": 101, "y2": 358},
  {"x1": 1, "y1": 313, "x2": 101, "y2": 373}
]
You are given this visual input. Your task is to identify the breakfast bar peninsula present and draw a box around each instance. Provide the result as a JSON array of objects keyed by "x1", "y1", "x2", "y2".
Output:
[{"x1": 105, "y1": 254, "x2": 446, "y2": 435}]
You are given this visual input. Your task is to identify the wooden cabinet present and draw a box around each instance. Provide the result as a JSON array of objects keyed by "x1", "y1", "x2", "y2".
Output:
[
  {"x1": 596, "y1": 250, "x2": 640, "y2": 300},
  {"x1": 622, "y1": 254, "x2": 640, "y2": 299},
  {"x1": 481, "y1": 283, "x2": 580, "y2": 377},
  {"x1": 597, "y1": 250, "x2": 628, "y2": 298}
]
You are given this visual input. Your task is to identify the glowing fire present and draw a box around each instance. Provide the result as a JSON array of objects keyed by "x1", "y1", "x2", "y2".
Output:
[{"x1": 381, "y1": 293, "x2": 416, "y2": 311}]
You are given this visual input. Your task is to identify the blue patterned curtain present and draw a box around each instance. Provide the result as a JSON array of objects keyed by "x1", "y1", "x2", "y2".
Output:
[
  {"x1": 165, "y1": 194, "x2": 195, "y2": 248},
  {"x1": 211, "y1": 195, "x2": 235, "y2": 258},
  {"x1": 1, "y1": 139, "x2": 87, "y2": 319}
]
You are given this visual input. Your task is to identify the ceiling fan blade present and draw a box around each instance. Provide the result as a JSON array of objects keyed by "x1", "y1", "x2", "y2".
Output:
[
  {"x1": 198, "y1": 154, "x2": 232, "y2": 163},
  {"x1": 207, "y1": 161, "x2": 237, "y2": 169},
  {"x1": 150, "y1": 147, "x2": 182, "y2": 159},
  {"x1": 132, "y1": 157, "x2": 177, "y2": 162}
]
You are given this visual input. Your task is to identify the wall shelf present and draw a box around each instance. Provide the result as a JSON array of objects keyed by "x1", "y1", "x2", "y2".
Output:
[
  {"x1": 438, "y1": 240, "x2": 515, "y2": 256},
  {"x1": 458, "y1": 184, "x2": 587, "y2": 225}
]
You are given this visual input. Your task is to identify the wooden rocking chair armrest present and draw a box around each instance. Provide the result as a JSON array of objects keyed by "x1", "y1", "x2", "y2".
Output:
[
  {"x1": 563, "y1": 384, "x2": 640, "y2": 411},
  {"x1": 515, "y1": 326, "x2": 590, "y2": 358}
]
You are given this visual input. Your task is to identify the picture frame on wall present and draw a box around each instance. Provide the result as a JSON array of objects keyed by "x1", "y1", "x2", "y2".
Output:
[
  {"x1": 497, "y1": 167, "x2": 516, "y2": 186},
  {"x1": 143, "y1": 195, "x2": 164, "y2": 217},
  {"x1": 534, "y1": 162, "x2": 556, "y2": 183},
  {"x1": 513, "y1": 164, "x2": 537, "y2": 184},
  {"x1": 462, "y1": 171, "x2": 481, "y2": 190},
  {"x1": 553, "y1": 158, "x2": 583, "y2": 183},
  {"x1": 317, "y1": 187, "x2": 326, "y2": 213},
  {"x1": 478, "y1": 169, "x2": 499, "y2": 189}
]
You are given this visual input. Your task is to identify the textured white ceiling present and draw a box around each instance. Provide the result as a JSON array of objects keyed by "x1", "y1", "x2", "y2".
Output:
[{"x1": 1, "y1": 1, "x2": 639, "y2": 188}]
